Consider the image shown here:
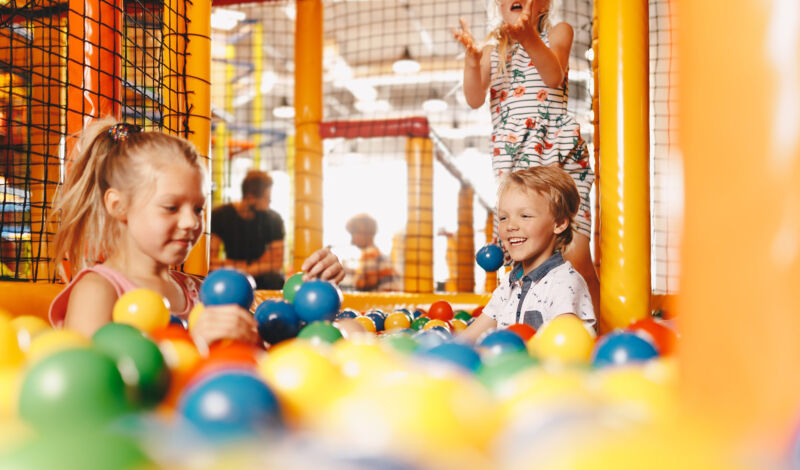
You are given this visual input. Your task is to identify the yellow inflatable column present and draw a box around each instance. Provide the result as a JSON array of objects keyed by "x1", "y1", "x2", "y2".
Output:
[
  {"x1": 405, "y1": 137, "x2": 434, "y2": 293},
  {"x1": 456, "y1": 186, "x2": 474, "y2": 292},
  {"x1": 293, "y1": 0, "x2": 324, "y2": 272},
  {"x1": 597, "y1": 0, "x2": 650, "y2": 329},
  {"x1": 678, "y1": 0, "x2": 800, "y2": 453}
]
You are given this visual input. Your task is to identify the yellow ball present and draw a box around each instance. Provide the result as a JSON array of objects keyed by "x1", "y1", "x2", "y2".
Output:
[
  {"x1": 257, "y1": 339, "x2": 345, "y2": 425},
  {"x1": 26, "y1": 329, "x2": 90, "y2": 364},
  {"x1": 423, "y1": 319, "x2": 452, "y2": 332},
  {"x1": 383, "y1": 312, "x2": 411, "y2": 331},
  {"x1": 353, "y1": 315, "x2": 376, "y2": 333},
  {"x1": 157, "y1": 338, "x2": 201, "y2": 375},
  {"x1": 527, "y1": 314, "x2": 595, "y2": 364},
  {"x1": 0, "y1": 366, "x2": 21, "y2": 418},
  {"x1": 10, "y1": 316, "x2": 50, "y2": 352},
  {"x1": 0, "y1": 315, "x2": 23, "y2": 367},
  {"x1": 187, "y1": 302, "x2": 204, "y2": 330},
  {"x1": 112, "y1": 288, "x2": 170, "y2": 332},
  {"x1": 450, "y1": 318, "x2": 469, "y2": 332}
]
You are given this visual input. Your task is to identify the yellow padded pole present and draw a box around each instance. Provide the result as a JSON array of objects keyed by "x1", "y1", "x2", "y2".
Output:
[
  {"x1": 677, "y1": 0, "x2": 800, "y2": 454},
  {"x1": 405, "y1": 137, "x2": 434, "y2": 293},
  {"x1": 597, "y1": 0, "x2": 650, "y2": 329},
  {"x1": 483, "y1": 211, "x2": 497, "y2": 293},
  {"x1": 293, "y1": 0, "x2": 324, "y2": 273},
  {"x1": 456, "y1": 186, "x2": 474, "y2": 292}
]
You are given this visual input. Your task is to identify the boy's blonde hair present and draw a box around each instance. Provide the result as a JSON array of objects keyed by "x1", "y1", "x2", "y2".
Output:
[
  {"x1": 486, "y1": 0, "x2": 553, "y2": 77},
  {"x1": 497, "y1": 165, "x2": 579, "y2": 250},
  {"x1": 50, "y1": 117, "x2": 204, "y2": 279}
]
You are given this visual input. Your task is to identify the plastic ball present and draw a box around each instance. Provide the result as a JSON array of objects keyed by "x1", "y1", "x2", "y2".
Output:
[
  {"x1": 380, "y1": 332, "x2": 419, "y2": 355},
  {"x1": 478, "y1": 329, "x2": 528, "y2": 358},
  {"x1": 200, "y1": 269, "x2": 255, "y2": 309},
  {"x1": 450, "y1": 318, "x2": 469, "y2": 332},
  {"x1": 628, "y1": 317, "x2": 678, "y2": 355},
  {"x1": 412, "y1": 328, "x2": 450, "y2": 351},
  {"x1": 471, "y1": 305, "x2": 485, "y2": 317},
  {"x1": 353, "y1": 315, "x2": 377, "y2": 333},
  {"x1": 427, "y1": 300, "x2": 454, "y2": 321},
  {"x1": 298, "y1": 321, "x2": 343, "y2": 345},
  {"x1": 10, "y1": 316, "x2": 50, "y2": 352},
  {"x1": 254, "y1": 300, "x2": 301, "y2": 345},
  {"x1": 112, "y1": 288, "x2": 171, "y2": 332},
  {"x1": 410, "y1": 316, "x2": 430, "y2": 331},
  {"x1": 592, "y1": 330, "x2": 660, "y2": 368},
  {"x1": 422, "y1": 342, "x2": 482, "y2": 373},
  {"x1": 292, "y1": 280, "x2": 342, "y2": 323},
  {"x1": 527, "y1": 314, "x2": 595, "y2": 364},
  {"x1": 335, "y1": 309, "x2": 358, "y2": 320},
  {"x1": 475, "y1": 244, "x2": 504, "y2": 272},
  {"x1": 476, "y1": 351, "x2": 537, "y2": 394},
  {"x1": 365, "y1": 312, "x2": 385, "y2": 332},
  {"x1": 506, "y1": 323, "x2": 536, "y2": 342},
  {"x1": 282, "y1": 272, "x2": 304, "y2": 303},
  {"x1": 26, "y1": 329, "x2": 90, "y2": 364},
  {"x1": 18, "y1": 348, "x2": 131, "y2": 431},
  {"x1": 92, "y1": 323, "x2": 170, "y2": 408},
  {"x1": 423, "y1": 319, "x2": 452, "y2": 332},
  {"x1": 453, "y1": 311, "x2": 473, "y2": 323},
  {"x1": 187, "y1": 302, "x2": 204, "y2": 330},
  {"x1": 0, "y1": 314, "x2": 23, "y2": 367},
  {"x1": 169, "y1": 315, "x2": 188, "y2": 329},
  {"x1": 384, "y1": 312, "x2": 412, "y2": 331},
  {"x1": 179, "y1": 369, "x2": 282, "y2": 441}
]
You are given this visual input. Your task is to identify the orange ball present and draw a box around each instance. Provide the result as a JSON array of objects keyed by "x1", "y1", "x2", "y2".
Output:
[
  {"x1": 507, "y1": 323, "x2": 536, "y2": 342},
  {"x1": 628, "y1": 317, "x2": 678, "y2": 355},
  {"x1": 427, "y1": 300, "x2": 454, "y2": 322}
]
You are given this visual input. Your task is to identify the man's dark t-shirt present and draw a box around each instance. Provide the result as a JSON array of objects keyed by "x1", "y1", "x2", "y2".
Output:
[{"x1": 210, "y1": 204, "x2": 285, "y2": 289}]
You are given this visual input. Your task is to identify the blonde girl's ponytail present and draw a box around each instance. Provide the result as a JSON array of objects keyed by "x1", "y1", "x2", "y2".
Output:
[{"x1": 49, "y1": 117, "x2": 119, "y2": 280}]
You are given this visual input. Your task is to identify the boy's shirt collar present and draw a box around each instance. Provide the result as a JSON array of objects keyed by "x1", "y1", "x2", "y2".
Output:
[{"x1": 510, "y1": 251, "x2": 565, "y2": 285}]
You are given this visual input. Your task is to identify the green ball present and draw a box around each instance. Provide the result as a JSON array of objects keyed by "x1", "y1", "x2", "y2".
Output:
[
  {"x1": 476, "y1": 351, "x2": 538, "y2": 393},
  {"x1": 380, "y1": 332, "x2": 419, "y2": 355},
  {"x1": 454, "y1": 311, "x2": 473, "y2": 323},
  {"x1": 282, "y1": 272, "x2": 304, "y2": 303},
  {"x1": 0, "y1": 431, "x2": 151, "y2": 470},
  {"x1": 18, "y1": 348, "x2": 131, "y2": 431},
  {"x1": 410, "y1": 317, "x2": 430, "y2": 331},
  {"x1": 298, "y1": 321, "x2": 343, "y2": 344},
  {"x1": 92, "y1": 322, "x2": 170, "y2": 408}
]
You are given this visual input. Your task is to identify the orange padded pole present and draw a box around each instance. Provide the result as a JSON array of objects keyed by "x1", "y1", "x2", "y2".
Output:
[
  {"x1": 677, "y1": 0, "x2": 800, "y2": 454},
  {"x1": 456, "y1": 185, "x2": 474, "y2": 292},
  {"x1": 293, "y1": 0, "x2": 324, "y2": 273},
  {"x1": 483, "y1": 211, "x2": 497, "y2": 293}
]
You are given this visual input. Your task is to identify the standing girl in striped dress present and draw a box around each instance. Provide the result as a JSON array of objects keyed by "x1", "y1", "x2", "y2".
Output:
[{"x1": 454, "y1": 0, "x2": 599, "y2": 317}]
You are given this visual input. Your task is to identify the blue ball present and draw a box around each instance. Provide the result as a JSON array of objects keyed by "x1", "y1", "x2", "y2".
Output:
[
  {"x1": 335, "y1": 309, "x2": 358, "y2": 320},
  {"x1": 478, "y1": 329, "x2": 527, "y2": 357},
  {"x1": 292, "y1": 280, "x2": 342, "y2": 323},
  {"x1": 476, "y1": 244, "x2": 504, "y2": 272},
  {"x1": 254, "y1": 300, "x2": 301, "y2": 345},
  {"x1": 411, "y1": 309, "x2": 425, "y2": 319},
  {"x1": 365, "y1": 312, "x2": 385, "y2": 332},
  {"x1": 200, "y1": 269, "x2": 255, "y2": 309},
  {"x1": 169, "y1": 315, "x2": 188, "y2": 329},
  {"x1": 591, "y1": 331, "x2": 659, "y2": 368},
  {"x1": 412, "y1": 328, "x2": 450, "y2": 351},
  {"x1": 178, "y1": 370, "x2": 282, "y2": 442},
  {"x1": 423, "y1": 342, "x2": 482, "y2": 373}
]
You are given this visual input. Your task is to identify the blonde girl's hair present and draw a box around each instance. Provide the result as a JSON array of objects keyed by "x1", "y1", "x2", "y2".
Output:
[
  {"x1": 497, "y1": 166, "x2": 579, "y2": 251},
  {"x1": 486, "y1": 0, "x2": 553, "y2": 77},
  {"x1": 49, "y1": 117, "x2": 203, "y2": 280}
]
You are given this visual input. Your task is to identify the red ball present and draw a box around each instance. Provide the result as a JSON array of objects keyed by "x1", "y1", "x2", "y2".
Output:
[
  {"x1": 627, "y1": 317, "x2": 677, "y2": 355},
  {"x1": 471, "y1": 305, "x2": 485, "y2": 318},
  {"x1": 506, "y1": 323, "x2": 536, "y2": 342},
  {"x1": 427, "y1": 300, "x2": 454, "y2": 322}
]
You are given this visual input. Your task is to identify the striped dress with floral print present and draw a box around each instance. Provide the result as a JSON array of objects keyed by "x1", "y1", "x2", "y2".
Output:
[{"x1": 490, "y1": 36, "x2": 594, "y2": 236}]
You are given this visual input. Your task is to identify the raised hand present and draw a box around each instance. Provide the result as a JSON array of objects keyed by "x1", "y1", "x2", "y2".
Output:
[{"x1": 453, "y1": 17, "x2": 483, "y2": 67}]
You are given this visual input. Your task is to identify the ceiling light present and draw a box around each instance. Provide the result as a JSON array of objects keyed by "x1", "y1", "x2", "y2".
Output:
[
  {"x1": 273, "y1": 97, "x2": 294, "y2": 119},
  {"x1": 422, "y1": 98, "x2": 447, "y2": 113},
  {"x1": 392, "y1": 46, "x2": 420, "y2": 75}
]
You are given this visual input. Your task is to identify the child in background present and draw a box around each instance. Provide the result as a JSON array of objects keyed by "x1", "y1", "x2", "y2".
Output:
[
  {"x1": 454, "y1": 0, "x2": 599, "y2": 316},
  {"x1": 459, "y1": 166, "x2": 595, "y2": 343},
  {"x1": 48, "y1": 119, "x2": 343, "y2": 344}
]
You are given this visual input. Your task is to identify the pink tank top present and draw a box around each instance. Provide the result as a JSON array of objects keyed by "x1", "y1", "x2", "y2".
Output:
[{"x1": 49, "y1": 264, "x2": 201, "y2": 327}]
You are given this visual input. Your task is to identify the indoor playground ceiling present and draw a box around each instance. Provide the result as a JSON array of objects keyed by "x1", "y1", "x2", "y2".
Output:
[{"x1": 210, "y1": 0, "x2": 593, "y2": 161}]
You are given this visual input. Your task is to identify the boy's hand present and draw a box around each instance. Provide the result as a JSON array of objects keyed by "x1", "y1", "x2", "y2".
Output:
[
  {"x1": 501, "y1": 0, "x2": 535, "y2": 42},
  {"x1": 302, "y1": 247, "x2": 345, "y2": 284},
  {"x1": 191, "y1": 304, "x2": 260, "y2": 347},
  {"x1": 453, "y1": 17, "x2": 483, "y2": 68}
]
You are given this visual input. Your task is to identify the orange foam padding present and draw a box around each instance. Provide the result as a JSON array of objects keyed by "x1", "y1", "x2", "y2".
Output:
[
  {"x1": 320, "y1": 117, "x2": 430, "y2": 139},
  {"x1": 253, "y1": 290, "x2": 490, "y2": 313},
  {"x1": 0, "y1": 282, "x2": 64, "y2": 320}
]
